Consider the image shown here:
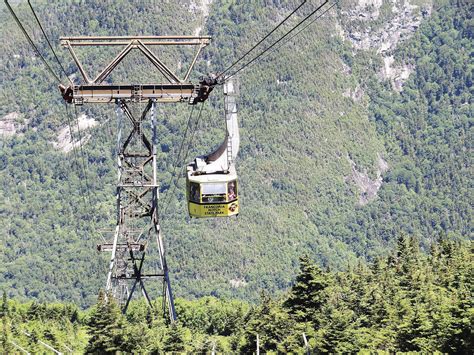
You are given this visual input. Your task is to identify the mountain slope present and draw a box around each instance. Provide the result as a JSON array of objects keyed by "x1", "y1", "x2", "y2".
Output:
[{"x1": 0, "y1": 0, "x2": 471, "y2": 306}]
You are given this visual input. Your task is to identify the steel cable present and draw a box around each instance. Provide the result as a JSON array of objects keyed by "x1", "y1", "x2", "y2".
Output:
[
  {"x1": 64, "y1": 104, "x2": 89, "y2": 207},
  {"x1": 27, "y1": 0, "x2": 73, "y2": 84},
  {"x1": 217, "y1": 0, "x2": 308, "y2": 80},
  {"x1": 241, "y1": 1, "x2": 338, "y2": 73},
  {"x1": 161, "y1": 102, "x2": 205, "y2": 218},
  {"x1": 223, "y1": 0, "x2": 329, "y2": 81},
  {"x1": 74, "y1": 104, "x2": 93, "y2": 206},
  {"x1": 160, "y1": 105, "x2": 196, "y2": 210},
  {"x1": 4, "y1": 0, "x2": 62, "y2": 84}
]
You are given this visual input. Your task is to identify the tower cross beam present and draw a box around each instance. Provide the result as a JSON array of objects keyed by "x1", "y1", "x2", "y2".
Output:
[
  {"x1": 59, "y1": 32, "x2": 215, "y2": 323},
  {"x1": 58, "y1": 35, "x2": 215, "y2": 105},
  {"x1": 99, "y1": 100, "x2": 176, "y2": 321}
]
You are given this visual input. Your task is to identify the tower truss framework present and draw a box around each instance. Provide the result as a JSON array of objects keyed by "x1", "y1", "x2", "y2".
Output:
[
  {"x1": 98, "y1": 99, "x2": 175, "y2": 319},
  {"x1": 59, "y1": 35, "x2": 217, "y2": 321}
]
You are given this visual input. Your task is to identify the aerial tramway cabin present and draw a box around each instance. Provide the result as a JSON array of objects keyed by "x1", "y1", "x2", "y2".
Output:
[{"x1": 186, "y1": 79, "x2": 239, "y2": 218}]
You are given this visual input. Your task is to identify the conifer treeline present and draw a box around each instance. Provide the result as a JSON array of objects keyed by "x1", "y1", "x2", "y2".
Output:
[{"x1": 1, "y1": 237, "x2": 472, "y2": 353}]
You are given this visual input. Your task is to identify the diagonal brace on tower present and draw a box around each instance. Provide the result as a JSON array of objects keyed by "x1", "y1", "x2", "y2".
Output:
[
  {"x1": 59, "y1": 35, "x2": 219, "y2": 321},
  {"x1": 99, "y1": 99, "x2": 175, "y2": 319}
]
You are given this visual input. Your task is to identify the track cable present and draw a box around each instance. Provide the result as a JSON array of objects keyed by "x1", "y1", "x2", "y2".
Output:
[
  {"x1": 239, "y1": 1, "x2": 338, "y2": 74},
  {"x1": 7, "y1": 0, "x2": 337, "y2": 223},
  {"x1": 159, "y1": 105, "x2": 196, "y2": 210},
  {"x1": 73, "y1": 104, "x2": 93, "y2": 206},
  {"x1": 64, "y1": 104, "x2": 89, "y2": 207},
  {"x1": 161, "y1": 102, "x2": 205, "y2": 218},
  {"x1": 4, "y1": 0, "x2": 62, "y2": 84},
  {"x1": 224, "y1": 0, "x2": 329, "y2": 80},
  {"x1": 217, "y1": 0, "x2": 308, "y2": 80},
  {"x1": 27, "y1": 0, "x2": 72, "y2": 84}
]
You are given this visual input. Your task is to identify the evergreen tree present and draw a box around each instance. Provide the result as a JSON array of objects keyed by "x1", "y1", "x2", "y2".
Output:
[
  {"x1": 27, "y1": 301, "x2": 42, "y2": 321},
  {"x1": 43, "y1": 328, "x2": 60, "y2": 352},
  {"x1": 85, "y1": 290, "x2": 123, "y2": 354},
  {"x1": 70, "y1": 308, "x2": 79, "y2": 324},
  {"x1": 0, "y1": 317, "x2": 12, "y2": 353},
  {"x1": 0, "y1": 291, "x2": 7, "y2": 319},
  {"x1": 119, "y1": 321, "x2": 150, "y2": 353},
  {"x1": 0, "y1": 237, "x2": 469, "y2": 353},
  {"x1": 146, "y1": 307, "x2": 153, "y2": 328},
  {"x1": 284, "y1": 255, "x2": 331, "y2": 323},
  {"x1": 435, "y1": 239, "x2": 473, "y2": 353},
  {"x1": 240, "y1": 294, "x2": 300, "y2": 353},
  {"x1": 0, "y1": 291, "x2": 12, "y2": 353},
  {"x1": 162, "y1": 323, "x2": 186, "y2": 353},
  {"x1": 27, "y1": 329, "x2": 41, "y2": 354},
  {"x1": 317, "y1": 303, "x2": 357, "y2": 353}
]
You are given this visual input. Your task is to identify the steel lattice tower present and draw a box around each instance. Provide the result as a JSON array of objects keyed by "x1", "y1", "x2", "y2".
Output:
[
  {"x1": 98, "y1": 100, "x2": 175, "y2": 318},
  {"x1": 58, "y1": 35, "x2": 215, "y2": 321}
]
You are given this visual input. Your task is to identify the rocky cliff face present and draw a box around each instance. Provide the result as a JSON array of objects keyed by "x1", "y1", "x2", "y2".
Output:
[
  {"x1": 189, "y1": 0, "x2": 213, "y2": 35},
  {"x1": 0, "y1": 112, "x2": 30, "y2": 136},
  {"x1": 339, "y1": 0, "x2": 432, "y2": 91},
  {"x1": 347, "y1": 154, "x2": 389, "y2": 205},
  {"x1": 336, "y1": 0, "x2": 432, "y2": 203},
  {"x1": 52, "y1": 114, "x2": 98, "y2": 153}
]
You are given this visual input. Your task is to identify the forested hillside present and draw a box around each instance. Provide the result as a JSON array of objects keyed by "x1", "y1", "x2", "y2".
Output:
[
  {"x1": 1, "y1": 0, "x2": 472, "y2": 310},
  {"x1": 1, "y1": 237, "x2": 472, "y2": 353}
]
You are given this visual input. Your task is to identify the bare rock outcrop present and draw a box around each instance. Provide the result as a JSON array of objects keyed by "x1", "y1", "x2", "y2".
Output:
[
  {"x1": 348, "y1": 154, "x2": 389, "y2": 205},
  {"x1": 229, "y1": 278, "x2": 248, "y2": 288},
  {"x1": 339, "y1": 0, "x2": 432, "y2": 91},
  {"x1": 0, "y1": 112, "x2": 29, "y2": 136},
  {"x1": 190, "y1": 0, "x2": 213, "y2": 35},
  {"x1": 52, "y1": 114, "x2": 98, "y2": 153},
  {"x1": 343, "y1": 85, "x2": 365, "y2": 102}
]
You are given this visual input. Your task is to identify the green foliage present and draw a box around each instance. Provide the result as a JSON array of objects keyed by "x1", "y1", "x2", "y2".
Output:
[
  {"x1": 284, "y1": 255, "x2": 331, "y2": 323},
  {"x1": 236, "y1": 293, "x2": 299, "y2": 353},
  {"x1": 0, "y1": 0, "x2": 471, "y2": 334},
  {"x1": 0, "y1": 237, "x2": 471, "y2": 353},
  {"x1": 176, "y1": 296, "x2": 248, "y2": 336},
  {"x1": 0, "y1": 291, "x2": 13, "y2": 353},
  {"x1": 0, "y1": 0, "x2": 384, "y2": 305},
  {"x1": 0, "y1": 291, "x2": 7, "y2": 319},
  {"x1": 85, "y1": 290, "x2": 123, "y2": 354},
  {"x1": 162, "y1": 323, "x2": 186, "y2": 353},
  {"x1": 349, "y1": 0, "x2": 473, "y2": 254},
  {"x1": 307, "y1": 237, "x2": 472, "y2": 353}
]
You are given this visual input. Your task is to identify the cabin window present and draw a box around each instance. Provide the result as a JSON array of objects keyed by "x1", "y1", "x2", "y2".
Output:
[
  {"x1": 201, "y1": 183, "x2": 227, "y2": 203},
  {"x1": 189, "y1": 182, "x2": 200, "y2": 203},
  {"x1": 228, "y1": 180, "x2": 237, "y2": 201}
]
